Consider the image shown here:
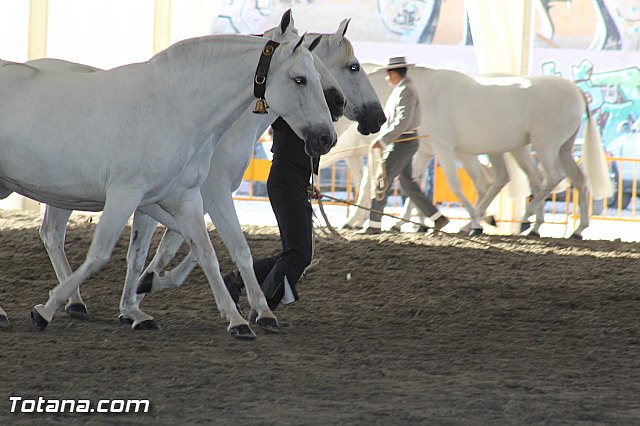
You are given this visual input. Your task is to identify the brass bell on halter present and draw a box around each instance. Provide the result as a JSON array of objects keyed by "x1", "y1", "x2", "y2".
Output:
[{"x1": 253, "y1": 98, "x2": 269, "y2": 114}]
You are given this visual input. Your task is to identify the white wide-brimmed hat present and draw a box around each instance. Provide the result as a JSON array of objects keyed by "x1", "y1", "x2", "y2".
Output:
[{"x1": 378, "y1": 56, "x2": 415, "y2": 71}]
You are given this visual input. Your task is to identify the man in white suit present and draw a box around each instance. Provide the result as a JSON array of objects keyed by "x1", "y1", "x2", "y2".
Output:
[{"x1": 358, "y1": 56, "x2": 449, "y2": 234}]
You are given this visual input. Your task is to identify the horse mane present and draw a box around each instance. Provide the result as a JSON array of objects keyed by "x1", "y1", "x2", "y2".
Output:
[
  {"x1": 148, "y1": 34, "x2": 266, "y2": 66},
  {"x1": 0, "y1": 60, "x2": 40, "y2": 76}
]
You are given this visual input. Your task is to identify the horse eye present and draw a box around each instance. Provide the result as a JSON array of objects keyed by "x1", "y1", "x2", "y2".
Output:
[
  {"x1": 349, "y1": 64, "x2": 360, "y2": 72},
  {"x1": 294, "y1": 76, "x2": 306, "y2": 85}
]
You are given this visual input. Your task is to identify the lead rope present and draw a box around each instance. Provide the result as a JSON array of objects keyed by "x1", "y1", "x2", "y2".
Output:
[
  {"x1": 319, "y1": 193, "x2": 524, "y2": 256},
  {"x1": 304, "y1": 158, "x2": 321, "y2": 274}
]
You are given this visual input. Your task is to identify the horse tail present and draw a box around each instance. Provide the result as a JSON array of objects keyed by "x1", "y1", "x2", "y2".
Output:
[{"x1": 581, "y1": 101, "x2": 614, "y2": 199}]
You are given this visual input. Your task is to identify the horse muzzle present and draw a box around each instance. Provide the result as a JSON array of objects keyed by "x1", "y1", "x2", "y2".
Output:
[
  {"x1": 356, "y1": 103, "x2": 387, "y2": 135},
  {"x1": 323, "y1": 87, "x2": 346, "y2": 122},
  {"x1": 303, "y1": 127, "x2": 337, "y2": 157}
]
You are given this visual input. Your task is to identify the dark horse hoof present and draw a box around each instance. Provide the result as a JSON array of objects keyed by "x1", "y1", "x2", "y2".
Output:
[
  {"x1": 136, "y1": 272, "x2": 154, "y2": 295},
  {"x1": 255, "y1": 317, "x2": 281, "y2": 334},
  {"x1": 469, "y1": 228, "x2": 484, "y2": 236},
  {"x1": 133, "y1": 319, "x2": 158, "y2": 330},
  {"x1": 520, "y1": 221, "x2": 531, "y2": 234},
  {"x1": 65, "y1": 303, "x2": 90, "y2": 320},
  {"x1": 484, "y1": 215, "x2": 497, "y2": 227},
  {"x1": 570, "y1": 233, "x2": 583, "y2": 240},
  {"x1": 528, "y1": 230, "x2": 541, "y2": 238},
  {"x1": 30, "y1": 308, "x2": 49, "y2": 332},
  {"x1": 0, "y1": 314, "x2": 10, "y2": 330},
  {"x1": 118, "y1": 314, "x2": 134, "y2": 325},
  {"x1": 229, "y1": 324, "x2": 256, "y2": 340}
]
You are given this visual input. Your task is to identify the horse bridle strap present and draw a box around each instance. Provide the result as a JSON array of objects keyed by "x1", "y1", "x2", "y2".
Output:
[{"x1": 253, "y1": 40, "x2": 280, "y2": 114}]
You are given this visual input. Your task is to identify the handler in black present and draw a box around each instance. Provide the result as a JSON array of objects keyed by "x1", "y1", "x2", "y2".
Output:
[{"x1": 225, "y1": 117, "x2": 320, "y2": 316}]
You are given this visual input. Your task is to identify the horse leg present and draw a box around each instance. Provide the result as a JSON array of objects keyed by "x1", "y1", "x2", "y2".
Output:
[
  {"x1": 159, "y1": 190, "x2": 254, "y2": 339},
  {"x1": 204, "y1": 186, "x2": 278, "y2": 332},
  {"x1": 469, "y1": 154, "x2": 510, "y2": 232},
  {"x1": 136, "y1": 228, "x2": 195, "y2": 292},
  {"x1": 118, "y1": 211, "x2": 159, "y2": 329},
  {"x1": 130, "y1": 204, "x2": 198, "y2": 296},
  {"x1": 436, "y1": 150, "x2": 482, "y2": 233},
  {"x1": 344, "y1": 167, "x2": 371, "y2": 228},
  {"x1": 32, "y1": 192, "x2": 143, "y2": 331},
  {"x1": 510, "y1": 147, "x2": 545, "y2": 236},
  {"x1": 559, "y1": 137, "x2": 589, "y2": 238},
  {"x1": 457, "y1": 153, "x2": 494, "y2": 232},
  {"x1": 39, "y1": 206, "x2": 89, "y2": 319},
  {"x1": 523, "y1": 151, "x2": 567, "y2": 236}
]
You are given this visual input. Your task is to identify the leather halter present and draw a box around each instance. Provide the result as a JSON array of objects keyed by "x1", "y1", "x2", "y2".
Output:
[{"x1": 253, "y1": 40, "x2": 280, "y2": 114}]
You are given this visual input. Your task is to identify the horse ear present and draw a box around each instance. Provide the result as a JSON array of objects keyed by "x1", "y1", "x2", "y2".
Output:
[
  {"x1": 338, "y1": 18, "x2": 351, "y2": 37},
  {"x1": 292, "y1": 34, "x2": 306, "y2": 52},
  {"x1": 308, "y1": 35, "x2": 323, "y2": 52},
  {"x1": 329, "y1": 18, "x2": 350, "y2": 45},
  {"x1": 280, "y1": 9, "x2": 293, "y2": 34}
]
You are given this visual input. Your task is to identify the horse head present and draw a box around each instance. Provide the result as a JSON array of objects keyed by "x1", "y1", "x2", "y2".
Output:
[
  {"x1": 266, "y1": 35, "x2": 340, "y2": 157},
  {"x1": 304, "y1": 20, "x2": 387, "y2": 136},
  {"x1": 264, "y1": 10, "x2": 346, "y2": 123}
]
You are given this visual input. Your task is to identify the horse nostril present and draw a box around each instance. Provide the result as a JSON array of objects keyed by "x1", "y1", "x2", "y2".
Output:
[
  {"x1": 320, "y1": 134, "x2": 332, "y2": 148},
  {"x1": 378, "y1": 111, "x2": 387, "y2": 126},
  {"x1": 336, "y1": 96, "x2": 346, "y2": 109}
]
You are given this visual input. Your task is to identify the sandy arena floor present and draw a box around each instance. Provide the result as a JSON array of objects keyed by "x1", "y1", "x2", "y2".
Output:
[{"x1": 0, "y1": 209, "x2": 638, "y2": 425}]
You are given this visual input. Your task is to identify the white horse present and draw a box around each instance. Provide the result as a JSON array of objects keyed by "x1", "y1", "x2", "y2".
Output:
[
  {"x1": 320, "y1": 64, "x2": 493, "y2": 231},
  {"x1": 411, "y1": 68, "x2": 612, "y2": 238},
  {"x1": 323, "y1": 66, "x2": 612, "y2": 238},
  {"x1": 0, "y1": 32, "x2": 340, "y2": 338},
  {"x1": 18, "y1": 13, "x2": 384, "y2": 331},
  {"x1": 120, "y1": 15, "x2": 384, "y2": 326}
]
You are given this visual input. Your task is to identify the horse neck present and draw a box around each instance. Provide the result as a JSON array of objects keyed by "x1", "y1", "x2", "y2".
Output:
[
  {"x1": 216, "y1": 104, "x2": 275, "y2": 158},
  {"x1": 148, "y1": 36, "x2": 265, "y2": 141}
]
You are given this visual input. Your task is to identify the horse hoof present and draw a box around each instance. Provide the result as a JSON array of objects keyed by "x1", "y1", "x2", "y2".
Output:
[
  {"x1": 0, "y1": 314, "x2": 10, "y2": 330},
  {"x1": 484, "y1": 215, "x2": 497, "y2": 227},
  {"x1": 255, "y1": 317, "x2": 281, "y2": 334},
  {"x1": 136, "y1": 272, "x2": 154, "y2": 295},
  {"x1": 133, "y1": 319, "x2": 158, "y2": 330},
  {"x1": 229, "y1": 324, "x2": 256, "y2": 340},
  {"x1": 118, "y1": 314, "x2": 134, "y2": 325},
  {"x1": 528, "y1": 230, "x2": 541, "y2": 238},
  {"x1": 520, "y1": 222, "x2": 531, "y2": 233},
  {"x1": 570, "y1": 233, "x2": 583, "y2": 240},
  {"x1": 30, "y1": 308, "x2": 49, "y2": 332},
  {"x1": 469, "y1": 228, "x2": 483, "y2": 236},
  {"x1": 65, "y1": 303, "x2": 90, "y2": 320}
]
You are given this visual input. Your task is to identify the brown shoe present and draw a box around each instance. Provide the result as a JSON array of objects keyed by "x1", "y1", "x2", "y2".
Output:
[{"x1": 433, "y1": 216, "x2": 450, "y2": 231}]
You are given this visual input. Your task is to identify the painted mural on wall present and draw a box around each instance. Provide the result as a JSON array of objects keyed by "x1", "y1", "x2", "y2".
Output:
[
  {"x1": 212, "y1": 1, "x2": 640, "y2": 145},
  {"x1": 542, "y1": 60, "x2": 640, "y2": 144},
  {"x1": 212, "y1": 0, "x2": 640, "y2": 50}
]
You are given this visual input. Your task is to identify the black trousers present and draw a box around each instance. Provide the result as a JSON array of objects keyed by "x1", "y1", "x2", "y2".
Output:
[{"x1": 253, "y1": 157, "x2": 313, "y2": 310}]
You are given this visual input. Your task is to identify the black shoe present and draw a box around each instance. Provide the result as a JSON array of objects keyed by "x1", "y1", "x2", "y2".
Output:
[
  {"x1": 433, "y1": 216, "x2": 450, "y2": 231},
  {"x1": 223, "y1": 270, "x2": 244, "y2": 313},
  {"x1": 355, "y1": 227, "x2": 382, "y2": 235}
]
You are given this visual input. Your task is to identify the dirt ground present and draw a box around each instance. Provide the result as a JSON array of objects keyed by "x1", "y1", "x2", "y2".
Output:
[{"x1": 0, "y1": 209, "x2": 638, "y2": 425}]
